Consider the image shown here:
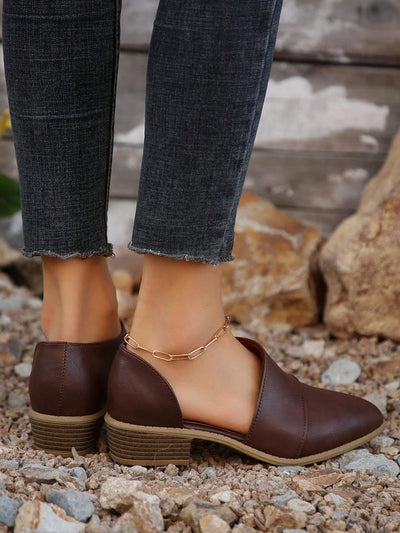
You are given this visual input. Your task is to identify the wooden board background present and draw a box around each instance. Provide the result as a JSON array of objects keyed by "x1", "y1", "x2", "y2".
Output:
[{"x1": 64, "y1": 0, "x2": 400, "y2": 66}]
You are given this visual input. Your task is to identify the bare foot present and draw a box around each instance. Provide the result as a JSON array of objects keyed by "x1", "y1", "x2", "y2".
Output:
[
  {"x1": 129, "y1": 328, "x2": 261, "y2": 434},
  {"x1": 41, "y1": 256, "x2": 121, "y2": 342},
  {"x1": 127, "y1": 254, "x2": 261, "y2": 435}
]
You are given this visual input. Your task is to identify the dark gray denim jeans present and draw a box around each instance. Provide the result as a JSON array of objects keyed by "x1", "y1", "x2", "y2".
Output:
[{"x1": 2, "y1": 0, "x2": 282, "y2": 265}]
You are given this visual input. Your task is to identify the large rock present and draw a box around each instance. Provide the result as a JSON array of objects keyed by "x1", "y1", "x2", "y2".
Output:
[
  {"x1": 222, "y1": 192, "x2": 325, "y2": 334},
  {"x1": 319, "y1": 129, "x2": 400, "y2": 340}
]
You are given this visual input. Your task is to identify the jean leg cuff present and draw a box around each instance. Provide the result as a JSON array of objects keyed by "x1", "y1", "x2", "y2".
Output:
[
  {"x1": 127, "y1": 242, "x2": 234, "y2": 266},
  {"x1": 19, "y1": 244, "x2": 114, "y2": 259}
]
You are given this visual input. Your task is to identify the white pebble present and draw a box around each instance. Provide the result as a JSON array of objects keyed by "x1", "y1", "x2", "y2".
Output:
[
  {"x1": 287, "y1": 498, "x2": 315, "y2": 514},
  {"x1": 385, "y1": 381, "x2": 399, "y2": 390},
  {"x1": 321, "y1": 359, "x2": 361, "y2": 386},
  {"x1": 302, "y1": 339, "x2": 325, "y2": 358},
  {"x1": 14, "y1": 362, "x2": 32, "y2": 379}
]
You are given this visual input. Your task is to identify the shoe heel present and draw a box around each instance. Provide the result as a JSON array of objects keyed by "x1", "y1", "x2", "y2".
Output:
[
  {"x1": 105, "y1": 414, "x2": 192, "y2": 466},
  {"x1": 29, "y1": 408, "x2": 104, "y2": 456}
]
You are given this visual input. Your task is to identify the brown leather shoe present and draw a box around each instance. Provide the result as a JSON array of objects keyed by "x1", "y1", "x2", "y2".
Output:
[
  {"x1": 28, "y1": 321, "x2": 126, "y2": 456},
  {"x1": 105, "y1": 336, "x2": 384, "y2": 466}
]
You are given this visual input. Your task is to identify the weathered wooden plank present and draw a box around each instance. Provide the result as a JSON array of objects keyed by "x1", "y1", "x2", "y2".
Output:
[
  {"x1": 119, "y1": 0, "x2": 400, "y2": 66},
  {"x1": 0, "y1": 137, "x2": 367, "y2": 240},
  {"x1": 245, "y1": 149, "x2": 384, "y2": 210},
  {"x1": 259, "y1": 62, "x2": 399, "y2": 154},
  {"x1": 108, "y1": 144, "x2": 355, "y2": 236},
  {"x1": 1, "y1": 0, "x2": 399, "y2": 66},
  {"x1": 275, "y1": 0, "x2": 400, "y2": 66},
  {"x1": 112, "y1": 53, "x2": 400, "y2": 155},
  {"x1": 1, "y1": 38, "x2": 398, "y2": 155},
  {"x1": 0, "y1": 116, "x2": 381, "y2": 216},
  {"x1": 118, "y1": 0, "x2": 400, "y2": 67},
  {"x1": 108, "y1": 144, "x2": 384, "y2": 212}
]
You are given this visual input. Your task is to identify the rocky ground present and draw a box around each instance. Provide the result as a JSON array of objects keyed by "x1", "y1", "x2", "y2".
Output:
[{"x1": 1, "y1": 270, "x2": 400, "y2": 533}]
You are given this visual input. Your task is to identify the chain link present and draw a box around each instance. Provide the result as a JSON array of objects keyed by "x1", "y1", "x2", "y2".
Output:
[{"x1": 124, "y1": 314, "x2": 231, "y2": 361}]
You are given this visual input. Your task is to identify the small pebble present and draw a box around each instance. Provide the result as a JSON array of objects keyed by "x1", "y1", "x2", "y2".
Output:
[
  {"x1": 7, "y1": 392, "x2": 27, "y2": 408},
  {"x1": 0, "y1": 294, "x2": 24, "y2": 311},
  {"x1": 285, "y1": 346, "x2": 305, "y2": 359},
  {"x1": 321, "y1": 359, "x2": 361, "y2": 386},
  {"x1": 271, "y1": 491, "x2": 298, "y2": 506},
  {"x1": 0, "y1": 460, "x2": 19, "y2": 470},
  {"x1": 14, "y1": 362, "x2": 32, "y2": 378},
  {"x1": 302, "y1": 339, "x2": 325, "y2": 358},
  {"x1": 14, "y1": 500, "x2": 84, "y2": 533},
  {"x1": 340, "y1": 449, "x2": 400, "y2": 478},
  {"x1": 69, "y1": 467, "x2": 88, "y2": 482},
  {"x1": 277, "y1": 466, "x2": 305, "y2": 475},
  {"x1": 324, "y1": 493, "x2": 348, "y2": 507},
  {"x1": 210, "y1": 490, "x2": 236, "y2": 503},
  {"x1": 46, "y1": 490, "x2": 94, "y2": 522},
  {"x1": 0, "y1": 494, "x2": 21, "y2": 527},
  {"x1": 165, "y1": 464, "x2": 179, "y2": 476},
  {"x1": 203, "y1": 467, "x2": 217, "y2": 478},
  {"x1": 370, "y1": 436, "x2": 395, "y2": 448},
  {"x1": 199, "y1": 513, "x2": 231, "y2": 533},
  {"x1": 130, "y1": 465, "x2": 147, "y2": 476},
  {"x1": 385, "y1": 381, "x2": 399, "y2": 390},
  {"x1": 0, "y1": 315, "x2": 11, "y2": 327},
  {"x1": 287, "y1": 498, "x2": 315, "y2": 514}
]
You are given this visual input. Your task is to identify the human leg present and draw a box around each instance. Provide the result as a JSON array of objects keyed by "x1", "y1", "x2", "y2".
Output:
[
  {"x1": 106, "y1": 0, "x2": 384, "y2": 464},
  {"x1": 123, "y1": 0, "x2": 283, "y2": 434},
  {"x1": 2, "y1": 0, "x2": 122, "y2": 341},
  {"x1": 2, "y1": 0, "x2": 125, "y2": 454},
  {"x1": 129, "y1": 0, "x2": 283, "y2": 264}
]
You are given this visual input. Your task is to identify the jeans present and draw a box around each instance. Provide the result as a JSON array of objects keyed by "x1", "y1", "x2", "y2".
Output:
[{"x1": 2, "y1": 0, "x2": 283, "y2": 265}]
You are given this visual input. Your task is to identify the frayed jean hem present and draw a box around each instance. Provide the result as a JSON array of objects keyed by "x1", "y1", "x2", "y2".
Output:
[
  {"x1": 127, "y1": 242, "x2": 234, "y2": 266},
  {"x1": 19, "y1": 245, "x2": 114, "y2": 259}
]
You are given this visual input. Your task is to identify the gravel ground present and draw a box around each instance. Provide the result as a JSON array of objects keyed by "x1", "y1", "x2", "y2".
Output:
[{"x1": 1, "y1": 273, "x2": 400, "y2": 532}]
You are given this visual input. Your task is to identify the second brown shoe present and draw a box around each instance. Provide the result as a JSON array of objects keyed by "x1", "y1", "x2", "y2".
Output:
[
  {"x1": 28, "y1": 321, "x2": 126, "y2": 456},
  {"x1": 105, "y1": 335, "x2": 384, "y2": 466}
]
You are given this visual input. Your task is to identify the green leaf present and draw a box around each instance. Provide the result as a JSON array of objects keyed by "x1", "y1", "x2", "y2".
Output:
[{"x1": 0, "y1": 172, "x2": 20, "y2": 218}]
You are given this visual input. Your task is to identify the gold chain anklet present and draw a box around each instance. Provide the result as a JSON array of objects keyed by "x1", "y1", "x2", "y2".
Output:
[{"x1": 124, "y1": 314, "x2": 231, "y2": 362}]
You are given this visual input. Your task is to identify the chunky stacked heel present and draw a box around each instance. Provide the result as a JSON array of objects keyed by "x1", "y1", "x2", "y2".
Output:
[
  {"x1": 105, "y1": 414, "x2": 192, "y2": 466},
  {"x1": 29, "y1": 407, "x2": 105, "y2": 456}
]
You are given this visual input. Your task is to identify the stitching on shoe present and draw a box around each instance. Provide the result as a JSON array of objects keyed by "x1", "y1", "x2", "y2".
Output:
[
  {"x1": 296, "y1": 389, "x2": 308, "y2": 459},
  {"x1": 58, "y1": 344, "x2": 68, "y2": 416}
]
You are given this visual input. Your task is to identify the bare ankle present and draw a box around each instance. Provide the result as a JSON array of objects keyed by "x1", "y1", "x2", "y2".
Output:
[
  {"x1": 129, "y1": 254, "x2": 225, "y2": 353},
  {"x1": 41, "y1": 255, "x2": 120, "y2": 342},
  {"x1": 124, "y1": 254, "x2": 260, "y2": 434}
]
